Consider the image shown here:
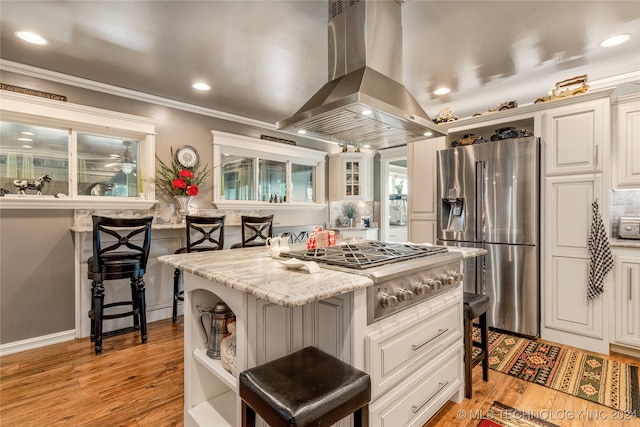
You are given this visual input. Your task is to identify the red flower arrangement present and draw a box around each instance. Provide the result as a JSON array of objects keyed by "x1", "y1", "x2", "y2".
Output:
[{"x1": 156, "y1": 149, "x2": 209, "y2": 197}]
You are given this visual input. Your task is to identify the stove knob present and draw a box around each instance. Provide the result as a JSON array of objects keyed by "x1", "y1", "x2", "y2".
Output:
[
  {"x1": 455, "y1": 272, "x2": 464, "y2": 282},
  {"x1": 439, "y1": 275, "x2": 455, "y2": 286},
  {"x1": 379, "y1": 292, "x2": 398, "y2": 308},
  {"x1": 433, "y1": 280, "x2": 443, "y2": 290},
  {"x1": 397, "y1": 288, "x2": 414, "y2": 301},
  {"x1": 414, "y1": 280, "x2": 431, "y2": 295}
]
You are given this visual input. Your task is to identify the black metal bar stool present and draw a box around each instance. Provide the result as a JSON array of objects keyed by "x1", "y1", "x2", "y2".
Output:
[
  {"x1": 463, "y1": 292, "x2": 490, "y2": 398},
  {"x1": 173, "y1": 215, "x2": 225, "y2": 322},
  {"x1": 239, "y1": 346, "x2": 371, "y2": 427},
  {"x1": 87, "y1": 215, "x2": 153, "y2": 355}
]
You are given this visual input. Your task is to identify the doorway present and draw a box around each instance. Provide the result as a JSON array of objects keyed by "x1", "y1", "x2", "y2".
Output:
[{"x1": 379, "y1": 146, "x2": 407, "y2": 242}]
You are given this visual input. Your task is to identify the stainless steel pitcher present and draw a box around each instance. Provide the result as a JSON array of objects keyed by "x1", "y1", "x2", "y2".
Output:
[{"x1": 197, "y1": 301, "x2": 233, "y2": 359}]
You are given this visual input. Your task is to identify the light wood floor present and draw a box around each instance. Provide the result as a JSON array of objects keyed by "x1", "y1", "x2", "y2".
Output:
[{"x1": 1, "y1": 319, "x2": 638, "y2": 427}]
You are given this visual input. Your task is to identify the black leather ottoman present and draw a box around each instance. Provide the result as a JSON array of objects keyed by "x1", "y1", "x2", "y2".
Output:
[{"x1": 239, "y1": 346, "x2": 371, "y2": 426}]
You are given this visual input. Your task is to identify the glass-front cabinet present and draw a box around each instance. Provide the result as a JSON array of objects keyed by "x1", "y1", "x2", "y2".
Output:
[
  {"x1": 212, "y1": 130, "x2": 325, "y2": 208},
  {"x1": 0, "y1": 91, "x2": 156, "y2": 209},
  {"x1": 328, "y1": 152, "x2": 374, "y2": 201}
]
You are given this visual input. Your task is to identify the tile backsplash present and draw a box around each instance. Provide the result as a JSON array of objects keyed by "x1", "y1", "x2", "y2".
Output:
[{"x1": 609, "y1": 189, "x2": 640, "y2": 236}]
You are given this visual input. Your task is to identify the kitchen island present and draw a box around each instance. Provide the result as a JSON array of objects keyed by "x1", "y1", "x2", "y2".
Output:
[{"x1": 158, "y1": 245, "x2": 485, "y2": 426}]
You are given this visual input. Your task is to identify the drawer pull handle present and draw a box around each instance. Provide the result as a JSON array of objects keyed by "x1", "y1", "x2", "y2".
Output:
[
  {"x1": 412, "y1": 328, "x2": 448, "y2": 351},
  {"x1": 412, "y1": 381, "x2": 449, "y2": 413}
]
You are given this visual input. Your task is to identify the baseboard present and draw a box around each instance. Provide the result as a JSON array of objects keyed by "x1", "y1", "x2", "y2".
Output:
[
  {"x1": 0, "y1": 329, "x2": 75, "y2": 357},
  {"x1": 610, "y1": 343, "x2": 640, "y2": 359}
]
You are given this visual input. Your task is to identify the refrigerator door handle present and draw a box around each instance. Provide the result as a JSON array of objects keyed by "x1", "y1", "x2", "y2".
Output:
[{"x1": 475, "y1": 161, "x2": 485, "y2": 241}]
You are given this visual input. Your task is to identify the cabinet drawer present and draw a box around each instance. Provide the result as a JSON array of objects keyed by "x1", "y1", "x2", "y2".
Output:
[
  {"x1": 367, "y1": 298, "x2": 462, "y2": 398},
  {"x1": 370, "y1": 346, "x2": 463, "y2": 427}
]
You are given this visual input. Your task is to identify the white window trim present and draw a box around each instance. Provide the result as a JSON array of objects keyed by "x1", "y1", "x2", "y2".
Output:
[
  {"x1": 211, "y1": 130, "x2": 327, "y2": 210},
  {"x1": 0, "y1": 91, "x2": 157, "y2": 209}
]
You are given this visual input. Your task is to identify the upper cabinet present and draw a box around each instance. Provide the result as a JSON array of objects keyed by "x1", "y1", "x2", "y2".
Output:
[
  {"x1": 328, "y1": 152, "x2": 373, "y2": 201},
  {"x1": 542, "y1": 98, "x2": 610, "y2": 176},
  {"x1": 613, "y1": 94, "x2": 640, "y2": 188}
]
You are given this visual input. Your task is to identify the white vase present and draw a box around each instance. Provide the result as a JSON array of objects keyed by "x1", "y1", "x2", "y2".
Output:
[{"x1": 175, "y1": 196, "x2": 193, "y2": 223}]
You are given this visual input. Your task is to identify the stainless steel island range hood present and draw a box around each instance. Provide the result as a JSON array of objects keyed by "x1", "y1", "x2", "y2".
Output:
[{"x1": 277, "y1": 0, "x2": 445, "y2": 150}]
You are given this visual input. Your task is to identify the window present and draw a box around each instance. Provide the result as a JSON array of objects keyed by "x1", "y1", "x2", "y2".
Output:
[
  {"x1": 1, "y1": 122, "x2": 69, "y2": 195},
  {"x1": 291, "y1": 163, "x2": 315, "y2": 202},
  {"x1": 0, "y1": 91, "x2": 155, "y2": 209},
  {"x1": 221, "y1": 154, "x2": 255, "y2": 201},
  {"x1": 212, "y1": 130, "x2": 326, "y2": 207},
  {"x1": 1, "y1": 122, "x2": 141, "y2": 198}
]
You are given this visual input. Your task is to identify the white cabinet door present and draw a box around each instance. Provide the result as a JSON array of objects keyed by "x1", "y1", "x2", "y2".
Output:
[
  {"x1": 542, "y1": 98, "x2": 609, "y2": 176},
  {"x1": 303, "y1": 294, "x2": 352, "y2": 362},
  {"x1": 541, "y1": 174, "x2": 609, "y2": 354},
  {"x1": 614, "y1": 96, "x2": 640, "y2": 188},
  {"x1": 409, "y1": 219, "x2": 436, "y2": 244},
  {"x1": 613, "y1": 250, "x2": 640, "y2": 349},
  {"x1": 408, "y1": 139, "x2": 438, "y2": 216},
  {"x1": 252, "y1": 299, "x2": 304, "y2": 365},
  {"x1": 328, "y1": 152, "x2": 374, "y2": 201}
]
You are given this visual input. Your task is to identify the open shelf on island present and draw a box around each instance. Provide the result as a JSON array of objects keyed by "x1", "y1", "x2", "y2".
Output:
[
  {"x1": 188, "y1": 390, "x2": 236, "y2": 427},
  {"x1": 193, "y1": 347, "x2": 237, "y2": 391}
]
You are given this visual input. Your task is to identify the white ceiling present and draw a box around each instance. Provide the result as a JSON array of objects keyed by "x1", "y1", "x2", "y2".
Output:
[{"x1": 1, "y1": 0, "x2": 639, "y2": 130}]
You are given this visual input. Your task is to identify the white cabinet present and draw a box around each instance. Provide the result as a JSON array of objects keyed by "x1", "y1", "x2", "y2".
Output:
[
  {"x1": 543, "y1": 98, "x2": 610, "y2": 176},
  {"x1": 542, "y1": 174, "x2": 609, "y2": 353},
  {"x1": 612, "y1": 249, "x2": 640, "y2": 349},
  {"x1": 540, "y1": 93, "x2": 612, "y2": 355},
  {"x1": 613, "y1": 95, "x2": 640, "y2": 188},
  {"x1": 407, "y1": 138, "x2": 441, "y2": 243},
  {"x1": 334, "y1": 227, "x2": 379, "y2": 241},
  {"x1": 329, "y1": 152, "x2": 374, "y2": 201},
  {"x1": 367, "y1": 288, "x2": 463, "y2": 427}
]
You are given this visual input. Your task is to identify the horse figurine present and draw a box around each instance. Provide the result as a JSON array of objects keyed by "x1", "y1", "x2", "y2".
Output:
[{"x1": 12, "y1": 174, "x2": 52, "y2": 195}]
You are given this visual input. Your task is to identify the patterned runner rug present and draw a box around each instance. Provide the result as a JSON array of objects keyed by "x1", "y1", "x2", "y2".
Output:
[
  {"x1": 473, "y1": 329, "x2": 639, "y2": 417},
  {"x1": 478, "y1": 401, "x2": 560, "y2": 427}
]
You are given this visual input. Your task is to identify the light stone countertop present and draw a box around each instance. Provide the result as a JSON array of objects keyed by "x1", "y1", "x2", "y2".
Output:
[
  {"x1": 157, "y1": 246, "x2": 375, "y2": 307},
  {"x1": 610, "y1": 238, "x2": 640, "y2": 249},
  {"x1": 447, "y1": 246, "x2": 488, "y2": 259},
  {"x1": 157, "y1": 243, "x2": 486, "y2": 307}
]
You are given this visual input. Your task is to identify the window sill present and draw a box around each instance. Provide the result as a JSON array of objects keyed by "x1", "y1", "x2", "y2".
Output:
[
  {"x1": 212, "y1": 200, "x2": 327, "y2": 211},
  {"x1": 0, "y1": 195, "x2": 156, "y2": 210}
]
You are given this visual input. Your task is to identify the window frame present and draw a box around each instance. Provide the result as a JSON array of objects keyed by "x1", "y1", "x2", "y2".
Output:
[
  {"x1": 211, "y1": 130, "x2": 326, "y2": 210},
  {"x1": 0, "y1": 91, "x2": 156, "y2": 209}
]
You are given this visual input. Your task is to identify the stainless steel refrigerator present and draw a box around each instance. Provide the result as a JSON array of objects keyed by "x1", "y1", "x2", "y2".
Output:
[{"x1": 436, "y1": 137, "x2": 540, "y2": 337}]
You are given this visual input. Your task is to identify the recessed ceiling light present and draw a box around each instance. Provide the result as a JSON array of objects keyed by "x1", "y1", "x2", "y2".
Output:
[
  {"x1": 17, "y1": 137, "x2": 33, "y2": 142},
  {"x1": 363, "y1": 144, "x2": 371, "y2": 148},
  {"x1": 21, "y1": 131, "x2": 35, "y2": 136},
  {"x1": 424, "y1": 131, "x2": 433, "y2": 137},
  {"x1": 297, "y1": 129, "x2": 307, "y2": 135},
  {"x1": 361, "y1": 109, "x2": 372, "y2": 115},
  {"x1": 22, "y1": 145, "x2": 32, "y2": 149},
  {"x1": 192, "y1": 82, "x2": 211, "y2": 91},
  {"x1": 433, "y1": 87, "x2": 451, "y2": 96},
  {"x1": 600, "y1": 34, "x2": 630, "y2": 47},
  {"x1": 15, "y1": 31, "x2": 48, "y2": 45}
]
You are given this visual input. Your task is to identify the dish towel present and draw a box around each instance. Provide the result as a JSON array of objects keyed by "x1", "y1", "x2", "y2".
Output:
[{"x1": 587, "y1": 200, "x2": 613, "y2": 300}]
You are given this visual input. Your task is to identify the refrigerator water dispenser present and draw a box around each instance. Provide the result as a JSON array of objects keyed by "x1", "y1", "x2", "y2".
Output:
[{"x1": 441, "y1": 197, "x2": 465, "y2": 231}]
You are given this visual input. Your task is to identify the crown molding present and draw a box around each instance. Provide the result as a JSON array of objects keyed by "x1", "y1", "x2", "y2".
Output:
[{"x1": 0, "y1": 59, "x2": 275, "y2": 130}]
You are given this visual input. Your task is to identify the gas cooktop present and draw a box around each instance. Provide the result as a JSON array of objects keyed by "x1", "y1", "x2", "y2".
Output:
[{"x1": 280, "y1": 241, "x2": 449, "y2": 269}]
